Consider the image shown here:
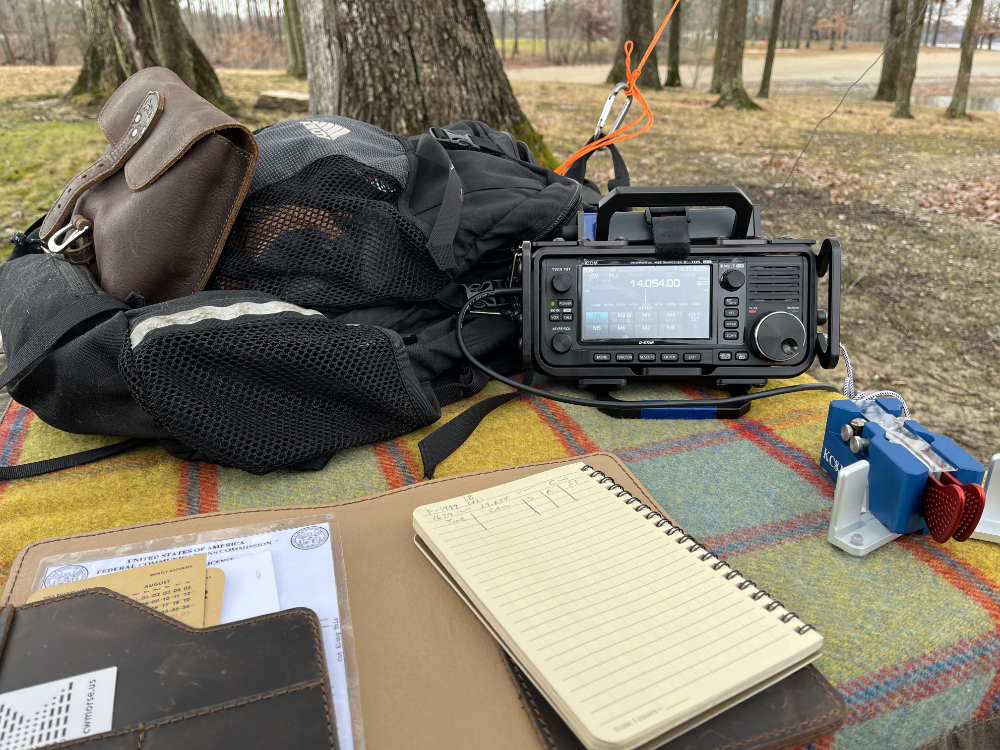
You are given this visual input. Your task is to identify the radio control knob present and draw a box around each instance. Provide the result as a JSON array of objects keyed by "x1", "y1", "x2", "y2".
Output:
[
  {"x1": 750, "y1": 311, "x2": 806, "y2": 362},
  {"x1": 720, "y1": 270, "x2": 745, "y2": 291},
  {"x1": 551, "y1": 273, "x2": 573, "y2": 293},
  {"x1": 551, "y1": 333, "x2": 572, "y2": 353}
]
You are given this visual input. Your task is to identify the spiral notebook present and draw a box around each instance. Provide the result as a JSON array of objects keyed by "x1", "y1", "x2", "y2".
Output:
[{"x1": 413, "y1": 461, "x2": 824, "y2": 750}]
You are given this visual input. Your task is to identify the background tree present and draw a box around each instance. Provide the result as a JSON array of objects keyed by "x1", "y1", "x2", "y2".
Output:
[
  {"x1": 873, "y1": 0, "x2": 906, "y2": 101},
  {"x1": 608, "y1": 0, "x2": 661, "y2": 88},
  {"x1": 284, "y1": 0, "x2": 306, "y2": 78},
  {"x1": 664, "y1": 0, "x2": 683, "y2": 87},
  {"x1": 69, "y1": 0, "x2": 232, "y2": 108},
  {"x1": 890, "y1": 0, "x2": 928, "y2": 117},
  {"x1": 713, "y1": 0, "x2": 760, "y2": 108},
  {"x1": 297, "y1": 0, "x2": 556, "y2": 167},
  {"x1": 757, "y1": 0, "x2": 783, "y2": 96},
  {"x1": 68, "y1": 0, "x2": 125, "y2": 97},
  {"x1": 946, "y1": 0, "x2": 985, "y2": 117},
  {"x1": 578, "y1": 0, "x2": 615, "y2": 56},
  {"x1": 709, "y1": 0, "x2": 731, "y2": 92}
]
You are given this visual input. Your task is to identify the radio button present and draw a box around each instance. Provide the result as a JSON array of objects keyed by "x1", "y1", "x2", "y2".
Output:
[
  {"x1": 724, "y1": 320, "x2": 739, "y2": 329},
  {"x1": 723, "y1": 331, "x2": 740, "y2": 340},
  {"x1": 552, "y1": 272, "x2": 573, "y2": 293},
  {"x1": 593, "y1": 353, "x2": 611, "y2": 362},
  {"x1": 548, "y1": 312, "x2": 561, "y2": 322},
  {"x1": 724, "y1": 308, "x2": 740, "y2": 318},
  {"x1": 637, "y1": 353, "x2": 656, "y2": 362},
  {"x1": 562, "y1": 312, "x2": 574, "y2": 322},
  {"x1": 551, "y1": 333, "x2": 573, "y2": 353},
  {"x1": 660, "y1": 353, "x2": 679, "y2": 362},
  {"x1": 557, "y1": 300, "x2": 574, "y2": 308},
  {"x1": 683, "y1": 353, "x2": 701, "y2": 362},
  {"x1": 735, "y1": 351, "x2": 749, "y2": 361},
  {"x1": 724, "y1": 297, "x2": 740, "y2": 306},
  {"x1": 718, "y1": 352, "x2": 733, "y2": 361},
  {"x1": 615, "y1": 353, "x2": 634, "y2": 362}
]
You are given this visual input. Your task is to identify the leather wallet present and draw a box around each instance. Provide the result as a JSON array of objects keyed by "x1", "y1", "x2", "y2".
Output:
[
  {"x1": 0, "y1": 590, "x2": 335, "y2": 749},
  {"x1": 3, "y1": 453, "x2": 845, "y2": 749},
  {"x1": 505, "y1": 658, "x2": 845, "y2": 750}
]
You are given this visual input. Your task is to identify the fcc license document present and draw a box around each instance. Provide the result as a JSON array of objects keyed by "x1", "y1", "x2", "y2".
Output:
[{"x1": 40, "y1": 523, "x2": 356, "y2": 750}]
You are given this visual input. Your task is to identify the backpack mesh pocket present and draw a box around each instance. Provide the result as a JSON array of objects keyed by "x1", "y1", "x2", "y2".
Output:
[
  {"x1": 211, "y1": 154, "x2": 448, "y2": 309},
  {"x1": 120, "y1": 309, "x2": 439, "y2": 474}
]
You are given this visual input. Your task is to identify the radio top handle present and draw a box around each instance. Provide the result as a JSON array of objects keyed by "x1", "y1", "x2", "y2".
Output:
[{"x1": 594, "y1": 186, "x2": 757, "y2": 241}]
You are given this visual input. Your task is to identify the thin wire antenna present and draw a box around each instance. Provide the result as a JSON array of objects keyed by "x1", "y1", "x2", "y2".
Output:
[{"x1": 760, "y1": 13, "x2": 925, "y2": 213}]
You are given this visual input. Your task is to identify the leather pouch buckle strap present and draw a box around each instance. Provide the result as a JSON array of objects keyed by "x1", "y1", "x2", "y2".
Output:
[
  {"x1": 39, "y1": 90, "x2": 164, "y2": 241},
  {"x1": 45, "y1": 222, "x2": 90, "y2": 255}
]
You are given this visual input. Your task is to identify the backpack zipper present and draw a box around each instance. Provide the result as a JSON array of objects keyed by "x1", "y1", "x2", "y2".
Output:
[{"x1": 533, "y1": 179, "x2": 582, "y2": 242}]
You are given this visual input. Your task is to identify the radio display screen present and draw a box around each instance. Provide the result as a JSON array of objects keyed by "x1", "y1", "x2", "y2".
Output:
[{"x1": 580, "y1": 264, "x2": 712, "y2": 340}]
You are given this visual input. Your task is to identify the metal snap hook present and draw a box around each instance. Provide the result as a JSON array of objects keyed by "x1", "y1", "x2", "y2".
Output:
[
  {"x1": 46, "y1": 223, "x2": 91, "y2": 255},
  {"x1": 593, "y1": 82, "x2": 634, "y2": 148}
]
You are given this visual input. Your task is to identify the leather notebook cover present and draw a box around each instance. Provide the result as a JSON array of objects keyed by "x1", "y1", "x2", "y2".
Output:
[
  {"x1": 2, "y1": 453, "x2": 846, "y2": 750},
  {"x1": 506, "y1": 659, "x2": 844, "y2": 750},
  {"x1": 0, "y1": 590, "x2": 335, "y2": 749}
]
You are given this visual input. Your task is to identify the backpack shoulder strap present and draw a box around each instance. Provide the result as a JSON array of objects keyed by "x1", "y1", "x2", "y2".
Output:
[{"x1": 417, "y1": 371, "x2": 533, "y2": 479}]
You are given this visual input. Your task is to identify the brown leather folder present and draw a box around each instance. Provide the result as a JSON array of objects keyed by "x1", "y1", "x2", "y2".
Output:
[{"x1": 2, "y1": 452, "x2": 845, "y2": 750}]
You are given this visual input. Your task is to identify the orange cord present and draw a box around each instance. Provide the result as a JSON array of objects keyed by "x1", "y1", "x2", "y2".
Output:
[{"x1": 554, "y1": 0, "x2": 681, "y2": 176}]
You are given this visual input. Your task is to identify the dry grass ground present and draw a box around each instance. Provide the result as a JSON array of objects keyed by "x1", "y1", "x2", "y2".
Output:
[{"x1": 1, "y1": 67, "x2": 998, "y2": 463}]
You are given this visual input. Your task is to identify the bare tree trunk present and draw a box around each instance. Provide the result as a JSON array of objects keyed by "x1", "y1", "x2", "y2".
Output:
[
  {"x1": 713, "y1": 0, "x2": 760, "y2": 108},
  {"x1": 890, "y1": 0, "x2": 927, "y2": 117},
  {"x1": 72, "y1": 0, "x2": 232, "y2": 109},
  {"x1": 873, "y1": 0, "x2": 905, "y2": 100},
  {"x1": 710, "y1": 0, "x2": 732, "y2": 92},
  {"x1": 108, "y1": 0, "x2": 158, "y2": 73},
  {"x1": 842, "y1": 0, "x2": 855, "y2": 47},
  {"x1": 543, "y1": 0, "x2": 551, "y2": 60},
  {"x1": 69, "y1": 0, "x2": 128, "y2": 98},
  {"x1": 38, "y1": 0, "x2": 56, "y2": 64},
  {"x1": 283, "y1": 0, "x2": 307, "y2": 78},
  {"x1": 758, "y1": 0, "x2": 783, "y2": 97},
  {"x1": 931, "y1": 0, "x2": 942, "y2": 45},
  {"x1": 946, "y1": 0, "x2": 984, "y2": 117},
  {"x1": 499, "y1": 1, "x2": 507, "y2": 60},
  {"x1": 297, "y1": 0, "x2": 556, "y2": 167},
  {"x1": 665, "y1": 0, "x2": 682, "y2": 87},
  {"x1": 609, "y1": 0, "x2": 661, "y2": 88}
]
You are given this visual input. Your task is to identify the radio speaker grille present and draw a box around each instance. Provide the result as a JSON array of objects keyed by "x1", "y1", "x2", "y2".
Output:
[{"x1": 748, "y1": 265, "x2": 801, "y2": 303}]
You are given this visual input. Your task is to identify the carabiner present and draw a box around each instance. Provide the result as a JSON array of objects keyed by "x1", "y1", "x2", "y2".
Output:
[
  {"x1": 593, "y1": 82, "x2": 634, "y2": 146},
  {"x1": 46, "y1": 222, "x2": 91, "y2": 255}
]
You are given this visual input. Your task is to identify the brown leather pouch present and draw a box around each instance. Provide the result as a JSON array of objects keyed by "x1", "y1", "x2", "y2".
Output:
[{"x1": 38, "y1": 67, "x2": 258, "y2": 305}]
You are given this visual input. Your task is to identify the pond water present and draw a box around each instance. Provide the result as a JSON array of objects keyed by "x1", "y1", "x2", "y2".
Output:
[{"x1": 910, "y1": 95, "x2": 1000, "y2": 112}]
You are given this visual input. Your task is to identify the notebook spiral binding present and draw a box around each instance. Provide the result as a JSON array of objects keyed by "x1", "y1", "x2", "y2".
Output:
[{"x1": 580, "y1": 465, "x2": 815, "y2": 635}]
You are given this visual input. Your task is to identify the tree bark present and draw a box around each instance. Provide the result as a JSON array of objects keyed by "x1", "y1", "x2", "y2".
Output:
[
  {"x1": 284, "y1": 0, "x2": 307, "y2": 78},
  {"x1": 72, "y1": 0, "x2": 233, "y2": 109},
  {"x1": 608, "y1": 0, "x2": 661, "y2": 88},
  {"x1": 297, "y1": 0, "x2": 556, "y2": 167},
  {"x1": 713, "y1": 0, "x2": 761, "y2": 108},
  {"x1": 69, "y1": 0, "x2": 128, "y2": 98},
  {"x1": 665, "y1": 0, "x2": 682, "y2": 87},
  {"x1": 757, "y1": 0, "x2": 783, "y2": 97},
  {"x1": 931, "y1": 0, "x2": 942, "y2": 45},
  {"x1": 108, "y1": 0, "x2": 158, "y2": 73},
  {"x1": 946, "y1": 0, "x2": 985, "y2": 117},
  {"x1": 873, "y1": 0, "x2": 906, "y2": 101},
  {"x1": 890, "y1": 0, "x2": 927, "y2": 117},
  {"x1": 709, "y1": 0, "x2": 732, "y2": 93}
]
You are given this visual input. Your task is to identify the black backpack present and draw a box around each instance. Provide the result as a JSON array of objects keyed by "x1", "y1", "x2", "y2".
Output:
[{"x1": 0, "y1": 116, "x2": 584, "y2": 478}]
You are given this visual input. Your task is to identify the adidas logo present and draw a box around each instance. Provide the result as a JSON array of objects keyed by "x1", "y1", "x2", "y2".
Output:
[{"x1": 301, "y1": 120, "x2": 351, "y2": 142}]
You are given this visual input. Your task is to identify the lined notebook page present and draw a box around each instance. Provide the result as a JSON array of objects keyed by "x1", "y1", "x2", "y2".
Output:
[{"x1": 413, "y1": 462, "x2": 823, "y2": 750}]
